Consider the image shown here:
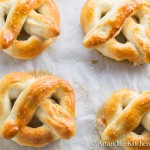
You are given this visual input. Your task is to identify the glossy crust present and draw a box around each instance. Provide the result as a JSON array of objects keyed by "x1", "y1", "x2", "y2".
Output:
[
  {"x1": 81, "y1": 0, "x2": 150, "y2": 64},
  {"x1": 0, "y1": 72, "x2": 76, "y2": 147},
  {"x1": 0, "y1": 0, "x2": 60, "y2": 59},
  {"x1": 96, "y1": 89, "x2": 150, "y2": 150}
]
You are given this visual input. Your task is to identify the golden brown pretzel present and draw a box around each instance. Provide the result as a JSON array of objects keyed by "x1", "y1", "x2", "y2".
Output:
[
  {"x1": 81, "y1": 0, "x2": 150, "y2": 64},
  {"x1": 0, "y1": 72, "x2": 75, "y2": 147},
  {"x1": 97, "y1": 89, "x2": 150, "y2": 150},
  {"x1": 0, "y1": 0, "x2": 60, "y2": 59}
]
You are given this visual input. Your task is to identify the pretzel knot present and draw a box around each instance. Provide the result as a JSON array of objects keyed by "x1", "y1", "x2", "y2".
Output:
[
  {"x1": 0, "y1": 72, "x2": 75, "y2": 147},
  {"x1": 97, "y1": 89, "x2": 150, "y2": 150},
  {"x1": 0, "y1": 0, "x2": 60, "y2": 59},
  {"x1": 81, "y1": 0, "x2": 150, "y2": 64}
]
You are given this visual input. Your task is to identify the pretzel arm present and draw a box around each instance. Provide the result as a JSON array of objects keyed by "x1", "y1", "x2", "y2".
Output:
[
  {"x1": 13, "y1": 126, "x2": 57, "y2": 147},
  {"x1": 101, "y1": 93, "x2": 150, "y2": 142},
  {"x1": 0, "y1": 0, "x2": 37, "y2": 49},
  {"x1": 123, "y1": 18, "x2": 150, "y2": 63},
  {"x1": 3, "y1": 36, "x2": 51, "y2": 59},
  {"x1": 123, "y1": 131, "x2": 150, "y2": 147},
  {"x1": 24, "y1": 11, "x2": 59, "y2": 39},
  {"x1": 1, "y1": 76, "x2": 52, "y2": 139},
  {"x1": 37, "y1": 99, "x2": 76, "y2": 139},
  {"x1": 83, "y1": 0, "x2": 142, "y2": 48}
]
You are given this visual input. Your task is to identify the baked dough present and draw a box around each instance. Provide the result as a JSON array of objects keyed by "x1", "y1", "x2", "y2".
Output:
[
  {"x1": 0, "y1": 0, "x2": 60, "y2": 59},
  {"x1": 81, "y1": 0, "x2": 150, "y2": 64},
  {"x1": 0, "y1": 72, "x2": 75, "y2": 147},
  {"x1": 96, "y1": 89, "x2": 150, "y2": 150}
]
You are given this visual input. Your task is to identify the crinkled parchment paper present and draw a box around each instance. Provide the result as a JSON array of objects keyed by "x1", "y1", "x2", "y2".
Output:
[{"x1": 0, "y1": 0, "x2": 150, "y2": 150}]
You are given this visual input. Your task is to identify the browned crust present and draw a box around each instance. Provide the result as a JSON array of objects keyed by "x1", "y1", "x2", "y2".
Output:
[
  {"x1": 14, "y1": 126, "x2": 57, "y2": 147},
  {"x1": 108, "y1": 39, "x2": 139, "y2": 61},
  {"x1": 80, "y1": 0, "x2": 99, "y2": 33},
  {"x1": 82, "y1": 0, "x2": 142, "y2": 48},
  {"x1": 123, "y1": 132, "x2": 150, "y2": 150},
  {"x1": 0, "y1": 0, "x2": 37, "y2": 49},
  {"x1": 4, "y1": 37, "x2": 52, "y2": 59}
]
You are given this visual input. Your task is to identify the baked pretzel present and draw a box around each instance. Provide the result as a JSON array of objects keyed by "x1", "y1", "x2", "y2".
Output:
[
  {"x1": 0, "y1": 72, "x2": 75, "y2": 147},
  {"x1": 97, "y1": 89, "x2": 150, "y2": 150},
  {"x1": 81, "y1": 0, "x2": 150, "y2": 64},
  {"x1": 0, "y1": 0, "x2": 60, "y2": 59}
]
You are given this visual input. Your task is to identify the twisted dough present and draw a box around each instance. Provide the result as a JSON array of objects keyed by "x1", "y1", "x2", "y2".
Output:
[
  {"x1": 0, "y1": 0, "x2": 60, "y2": 59},
  {"x1": 97, "y1": 89, "x2": 150, "y2": 150},
  {"x1": 81, "y1": 0, "x2": 150, "y2": 64},
  {"x1": 0, "y1": 72, "x2": 75, "y2": 147}
]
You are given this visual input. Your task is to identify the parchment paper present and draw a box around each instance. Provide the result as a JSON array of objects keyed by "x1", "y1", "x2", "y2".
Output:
[{"x1": 0, "y1": 0, "x2": 150, "y2": 150}]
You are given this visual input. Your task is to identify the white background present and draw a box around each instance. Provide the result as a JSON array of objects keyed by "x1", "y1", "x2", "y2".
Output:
[{"x1": 0, "y1": 0, "x2": 150, "y2": 150}]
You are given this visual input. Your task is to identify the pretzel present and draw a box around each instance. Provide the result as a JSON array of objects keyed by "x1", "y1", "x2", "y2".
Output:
[
  {"x1": 96, "y1": 89, "x2": 150, "y2": 150},
  {"x1": 0, "y1": 72, "x2": 75, "y2": 147},
  {"x1": 81, "y1": 0, "x2": 150, "y2": 64},
  {"x1": 0, "y1": 0, "x2": 60, "y2": 59}
]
